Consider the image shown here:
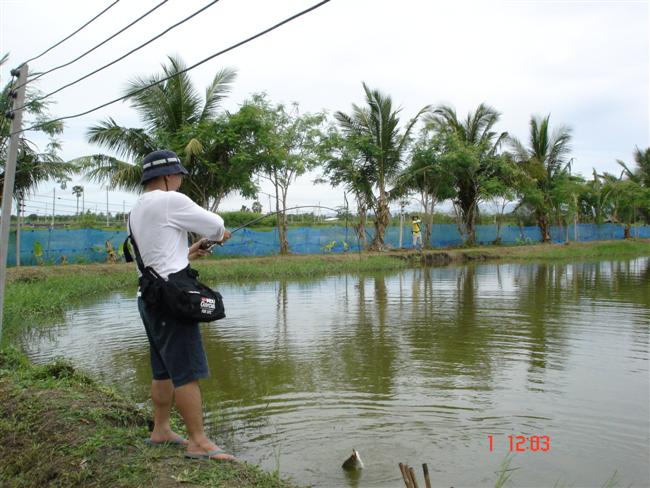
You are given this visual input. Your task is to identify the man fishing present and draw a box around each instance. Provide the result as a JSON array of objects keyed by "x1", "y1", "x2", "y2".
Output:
[{"x1": 128, "y1": 149, "x2": 235, "y2": 461}]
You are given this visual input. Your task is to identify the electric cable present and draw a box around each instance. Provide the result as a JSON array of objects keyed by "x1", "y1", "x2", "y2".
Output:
[
  {"x1": 12, "y1": 0, "x2": 223, "y2": 112},
  {"x1": 18, "y1": 0, "x2": 121, "y2": 68},
  {"x1": 12, "y1": 0, "x2": 331, "y2": 135},
  {"x1": 15, "y1": 0, "x2": 170, "y2": 90},
  {"x1": 28, "y1": 192, "x2": 136, "y2": 209}
]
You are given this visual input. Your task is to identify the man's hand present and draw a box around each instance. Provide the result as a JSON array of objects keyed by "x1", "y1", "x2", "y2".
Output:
[
  {"x1": 188, "y1": 238, "x2": 213, "y2": 260},
  {"x1": 218, "y1": 230, "x2": 232, "y2": 244}
]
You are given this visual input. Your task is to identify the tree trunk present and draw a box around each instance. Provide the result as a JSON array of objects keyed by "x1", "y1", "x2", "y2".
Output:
[
  {"x1": 421, "y1": 191, "x2": 434, "y2": 250},
  {"x1": 209, "y1": 194, "x2": 224, "y2": 213},
  {"x1": 537, "y1": 212, "x2": 551, "y2": 243},
  {"x1": 624, "y1": 223, "x2": 631, "y2": 239},
  {"x1": 279, "y1": 188, "x2": 289, "y2": 254},
  {"x1": 371, "y1": 191, "x2": 390, "y2": 250},
  {"x1": 356, "y1": 198, "x2": 367, "y2": 250},
  {"x1": 459, "y1": 200, "x2": 477, "y2": 246},
  {"x1": 457, "y1": 184, "x2": 478, "y2": 246},
  {"x1": 495, "y1": 219, "x2": 502, "y2": 245}
]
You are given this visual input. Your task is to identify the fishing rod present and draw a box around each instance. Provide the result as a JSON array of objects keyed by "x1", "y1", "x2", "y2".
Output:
[{"x1": 201, "y1": 205, "x2": 354, "y2": 251}]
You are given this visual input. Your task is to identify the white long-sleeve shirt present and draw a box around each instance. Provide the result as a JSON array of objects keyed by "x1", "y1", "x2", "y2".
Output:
[{"x1": 129, "y1": 190, "x2": 225, "y2": 278}]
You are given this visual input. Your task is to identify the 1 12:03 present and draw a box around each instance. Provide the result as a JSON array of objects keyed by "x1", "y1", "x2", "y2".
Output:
[{"x1": 488, "y1": 435, "x2": 551, "y2": 452}]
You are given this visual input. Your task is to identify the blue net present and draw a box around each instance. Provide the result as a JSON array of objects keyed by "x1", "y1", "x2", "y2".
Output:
[{"x1": 5, "y1": 223, "x2": 649, "y2": 266}]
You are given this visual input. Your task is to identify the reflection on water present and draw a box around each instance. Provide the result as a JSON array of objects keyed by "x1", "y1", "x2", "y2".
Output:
[{"x1": 20, "y1": 259, "x2": 650, "y2": 487}]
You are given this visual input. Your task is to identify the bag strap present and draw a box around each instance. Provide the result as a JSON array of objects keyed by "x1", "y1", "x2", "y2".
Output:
[{"x1": 125, "y1": 215, "x2": 163, "y2": 281}]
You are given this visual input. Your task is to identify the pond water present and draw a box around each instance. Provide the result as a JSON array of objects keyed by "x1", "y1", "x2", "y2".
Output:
[{"x1": 20, "y1": 259, "x2": 650, "y2": 487}]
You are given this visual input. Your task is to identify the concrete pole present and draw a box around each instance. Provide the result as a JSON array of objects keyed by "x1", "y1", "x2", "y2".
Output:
[
  {"x1": 51, "y1": 187, "x2": 55, "y2": 228},
  {"x1": 0, "y1": 64, "x2": 28, "y2": 339},
  {"x1": 15, "y1": 196, "x2": 21, "y2": 267},
  {"x1": 106, "y1": 188, "x2": 109, "y2": 227}
]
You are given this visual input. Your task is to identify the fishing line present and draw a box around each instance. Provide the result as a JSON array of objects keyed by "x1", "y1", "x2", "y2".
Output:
[{"x1": 209, "y1": 204, "x2": 364, "y2": 255}]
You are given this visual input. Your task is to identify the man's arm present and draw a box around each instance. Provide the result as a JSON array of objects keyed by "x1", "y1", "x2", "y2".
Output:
[{"x1": 166, "y1": 192, "x2": 225, "y2": 241}]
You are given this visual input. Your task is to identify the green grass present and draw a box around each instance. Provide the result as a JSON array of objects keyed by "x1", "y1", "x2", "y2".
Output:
[
  {"x1": 194, "y1": 254, "x2": 408, "y2": 282},
  {"x1": 2, "y1": 272, "x2": 135, "y2": 343},
  {"x1": 458, "y1": 239, "x2": 650, "y2": 261},
  {"x1": 0, "y1": 347, "x2": 298, "y2": 488}
]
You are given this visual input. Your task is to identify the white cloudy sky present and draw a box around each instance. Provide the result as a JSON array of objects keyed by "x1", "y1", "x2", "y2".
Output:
[{"x1": 1, "y1": 0, "x2": 648, "y2": 217}]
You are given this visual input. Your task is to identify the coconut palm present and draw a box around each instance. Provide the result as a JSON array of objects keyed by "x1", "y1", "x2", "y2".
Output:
[
  {"x1": 76, "y1": 55, "x2": 244, "y2": 209},
  {"x1": 426, "y1": 103, "x2": 508, "y2": 245},
  {"x1": 334, "y1": 82, "x2": 429, "y2": 249},
  {"x1": 509, "y1": 114, "x2": 572, "y2": 242},
  {"x1": 319, "y1": 128, "x2": 374, "y2": 249},
  {"x1": 1, "y1": 53, "x2": 71, "y2": 265},
  {"x1": 395, "y1": 131, "x2": 455, "y2": 248},
  {"x1": 618, "y1": 147, "x2": 650, "y2": 187},
  {"x1": 1, "y1": 53, "x2": 69, "y2": 205}
]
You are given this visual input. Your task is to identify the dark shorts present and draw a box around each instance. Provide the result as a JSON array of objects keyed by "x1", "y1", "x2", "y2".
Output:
[{"x1": 137, "y1": 297, "x2": 209, "y2": 388}]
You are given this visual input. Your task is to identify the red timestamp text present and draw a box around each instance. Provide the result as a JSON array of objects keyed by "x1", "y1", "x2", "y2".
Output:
[{"x1": 488, "y1": 435, "x2": 551, "y2": 452}]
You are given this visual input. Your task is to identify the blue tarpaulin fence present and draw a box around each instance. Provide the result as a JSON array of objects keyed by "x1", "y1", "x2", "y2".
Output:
[{"x1": 5, "y1": 223, "x2": 649, "y2": 266}]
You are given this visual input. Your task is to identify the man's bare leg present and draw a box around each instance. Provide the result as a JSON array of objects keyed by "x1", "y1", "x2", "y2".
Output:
[
  {"x1": 150, "y1": 379, "x2": 187, "y2": 444},
  {"x1": 174, "y1": 380, "x2": 235, "y2": 460}
]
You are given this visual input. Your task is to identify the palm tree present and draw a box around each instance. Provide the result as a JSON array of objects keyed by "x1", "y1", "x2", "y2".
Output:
[
  {"x1": 612, "y1": 147, "x2": 650, "y2": 235},
  {"x1": 509, "y1": 114, "x2": 572, "y2": 242},
  {"x1": 1, "y1": 53, "x2": 71, "y2": 265},
  {"x1": 1, "y1": 53, "x2": 69, "y2": 205},
  {"x1": 426, "y1": 103, "x2": 508, "y2": 245},
  {"x1": 335, "y1": 82, "x2": 429, "y2": 249},
  {"x1": 618, "y1": 147, "x2": 650, "y2": 187},
  {"x1": 72, "y1": 185, "x2": 84, "y2": 215},
  {"x1": 76, "y1": 56, "x2": 240, "y2": 209},
  {"x1": 395, "y1": 131, "x2": 455, "y2": 248},
  {"x1": 320, "y1": 133, "x2": 374, "y2": 249}
]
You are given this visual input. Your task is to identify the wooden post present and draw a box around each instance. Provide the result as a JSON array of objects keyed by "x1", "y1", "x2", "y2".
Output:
[
  {"x1": 408, "y1": 466, "x2": 420, "y2": 488},
  {"x1": 422, "y1": 463, "x2": 432, "y2": 488},
  {"x1": 399, "y1": 463, "x2": 412, "y2": 488}
]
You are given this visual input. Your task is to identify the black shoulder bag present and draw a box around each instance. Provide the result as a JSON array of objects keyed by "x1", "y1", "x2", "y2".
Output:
[{"x1": 123, "y1": 223, "x2": 225, "y2": 323}]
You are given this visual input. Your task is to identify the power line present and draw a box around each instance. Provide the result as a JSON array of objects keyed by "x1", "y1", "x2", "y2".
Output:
[
  {"x1": 16, "y1": 0, "x2": 170, "y2": 90},
  {"x1": 12, "y1": 0, "x2": 223, "y2": 112},
  {"x1": 13, "y1": 0, "x2": 332, "y2": 135},
  {"x1": 28, "y1": 192, "x2": 136, "y2": 209},
  {"x1": 25, "y1": 196, "x2": 129, "y2": 211},
  {"x1": 18, "y1": 0, "x2": 121, "y2": 68}
]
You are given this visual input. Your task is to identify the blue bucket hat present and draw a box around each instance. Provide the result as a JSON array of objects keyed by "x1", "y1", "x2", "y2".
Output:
[{"x1": 140, "y1": 149, "x2": 189, "y2": 184}]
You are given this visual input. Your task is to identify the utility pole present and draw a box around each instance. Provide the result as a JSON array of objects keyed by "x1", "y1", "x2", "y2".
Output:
[
  {"x1": 15, "y1": 197, "x2": 21, "y2": 267},
  {"x1": 0, "y1": 63, "x2": 28, "y2": 339}
]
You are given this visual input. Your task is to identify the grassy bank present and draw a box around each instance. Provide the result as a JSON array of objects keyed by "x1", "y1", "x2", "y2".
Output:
[{"x1": 0, "y1": 347, "x2": 297, "y2": 488}]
